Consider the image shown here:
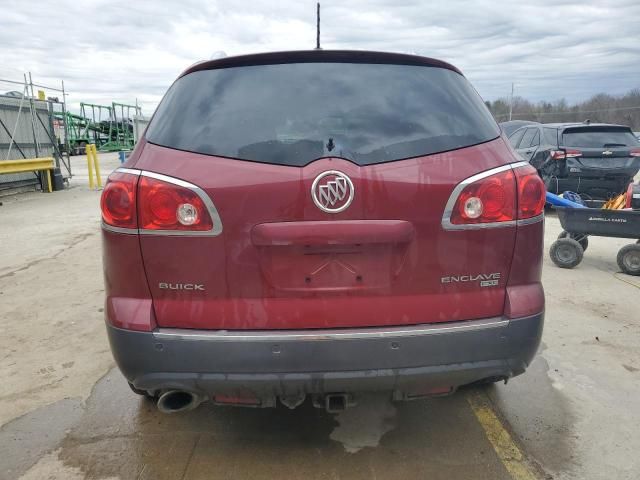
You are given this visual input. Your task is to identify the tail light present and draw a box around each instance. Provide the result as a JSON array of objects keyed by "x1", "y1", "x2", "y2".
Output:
[
  {"x1": 101, "y1": 169, "x2": 222, "y2": 235},
  {"x1": 550, "y1": 149, "x2": 582, "y2": 160},
  {"x1": 138, "y1": 175, "x2": 213, "y2": 231},
  {"x1": 450, "y1": 169, "x2": 516, "y2": 225},
  {"x1": 514, "y1": 165, "x2": 546, "y2": 219},
  {"x1": 630, "y1": 148, "x2": 640, "y2": 158},
  {"x1": 445, "y1": 163, "x2": 545, "y2": 229},
  {"x1": 625, "y1": 182, "x2": 633, "y2": 209},
  {"x1": 101, "y1": 171, "x2": 138, "y2": 229}
]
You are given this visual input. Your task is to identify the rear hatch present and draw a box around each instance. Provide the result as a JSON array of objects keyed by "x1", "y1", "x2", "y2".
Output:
[
  {"x1": 561, "y1": 126, "x2": 640, "y2": 177},
  {"x1": 134, "y1": 54, "x2": 518, "y2": 330}
]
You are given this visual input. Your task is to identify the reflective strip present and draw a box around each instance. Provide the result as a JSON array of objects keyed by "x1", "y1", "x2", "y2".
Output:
[{"x1": 152, "y1": 317, "x2": 509, "y2": 342}]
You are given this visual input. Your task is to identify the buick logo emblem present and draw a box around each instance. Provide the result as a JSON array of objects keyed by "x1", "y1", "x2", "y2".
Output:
[{"x1": 311, "y1": 170, "x2": 355, "y2": 213}]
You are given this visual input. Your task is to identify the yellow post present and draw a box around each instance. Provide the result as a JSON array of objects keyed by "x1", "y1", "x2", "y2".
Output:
[
  {"x1": 46, "y1": 170, "x2": 52, "y2": 193},
  {"x1": 86, "y1": 144, "x2": 94, "y2": 189},
  {"x1": 92, "y1": 145, "x2": 102, "y2": 188}
]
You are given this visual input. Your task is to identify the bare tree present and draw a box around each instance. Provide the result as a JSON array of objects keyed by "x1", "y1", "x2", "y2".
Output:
[{"x1": 487, "y1": 89, "x2": 640, "y2": 130}]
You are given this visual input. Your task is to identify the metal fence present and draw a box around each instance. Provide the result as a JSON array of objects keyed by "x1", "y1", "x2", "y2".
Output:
[{"x1": 0, "y1": 76, "x2": 71, "y2": 192}]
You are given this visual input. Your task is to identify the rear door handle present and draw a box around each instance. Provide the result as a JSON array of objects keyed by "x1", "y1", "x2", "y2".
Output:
[{"x1": 251, "y1": 220, "x2": 415, "y2": 246}]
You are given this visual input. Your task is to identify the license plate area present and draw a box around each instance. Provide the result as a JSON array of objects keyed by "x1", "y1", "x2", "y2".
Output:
[{"x1": 255, "y1": 243, "x2": 407, "y2": 293}]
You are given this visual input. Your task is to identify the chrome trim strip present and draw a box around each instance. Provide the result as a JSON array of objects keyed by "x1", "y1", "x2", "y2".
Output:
[
  {"x1": 108, "y1": 168, "x2": 223, "y2": 237},
  {"x1": 516, "y1": 213, "x2": 544, "y2": 226},
  {"x1": 101, "y1": 222, "x2": 138, "y2": 235},
  {"x1": 441, "y1": 161, "x2": 531, "y2": 231},
  {"x1": 443, "y1": 219, "x2": 517, "y2": 230},
  {"x1": 115, "y1": 167, "x2": 141, "y2": 176},
  {"x1": 509, "y1": 161, "x2": 529, "y2": 169},
  {"x1": 152, "y1": 317, "x2": 509, "y2": 342}
]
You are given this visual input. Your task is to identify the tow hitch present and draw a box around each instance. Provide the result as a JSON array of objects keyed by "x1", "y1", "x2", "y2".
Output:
[{"x1": 312, "y1": 393, "x2": 356, "y2": 413}]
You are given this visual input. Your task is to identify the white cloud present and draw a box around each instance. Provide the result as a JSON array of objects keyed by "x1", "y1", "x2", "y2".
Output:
[{"x1": 1, "y1": 0, "x2": 638, "y2": 114}]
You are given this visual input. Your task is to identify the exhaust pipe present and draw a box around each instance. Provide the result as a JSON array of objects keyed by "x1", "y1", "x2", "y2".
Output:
[{"x1": 157, "y1": 390, "x2": 203, "y2": 414}]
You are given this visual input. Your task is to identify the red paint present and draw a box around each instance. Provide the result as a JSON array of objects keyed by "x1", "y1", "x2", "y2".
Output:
[
  {"x1": 100, "y1": 135, "x2": 544, "y2": 330},
  {"x1": 102, "y1": 231, "x2": 156, "y2": 331},
  {"x1": 504, "y1": 219, "x2": 545, "y2": 318}
]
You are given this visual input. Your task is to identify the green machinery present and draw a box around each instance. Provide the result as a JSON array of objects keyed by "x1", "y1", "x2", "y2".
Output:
[
  {"x1": 54, "y1": 101, "x2": 142, "y2": 154},
  {"x1": 54, "y1": 111, "x2": 91, "y2": 155}
]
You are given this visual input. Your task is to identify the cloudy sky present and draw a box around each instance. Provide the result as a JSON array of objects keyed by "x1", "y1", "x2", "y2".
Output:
[{"x1": 1, "y1": 0, "x2": 639, "y2": 115}]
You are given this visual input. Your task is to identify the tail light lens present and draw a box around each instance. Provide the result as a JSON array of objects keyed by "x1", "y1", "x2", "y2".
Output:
[
  {"x1": 630, "y1": 148, "x2": 640, "y2": 158},
  {"x1": 625, "y1": 182, "x2": 633, "y2": 209},
  {"x1": 514, "y1": 165, "x2": 546, "y2": 219},
  {"x1": 101, "y1": 172, "x2": 138, "y2": 229},
  {"x1": 447, "y1": 164, "x2": 545, "y2": 227},
  {"x1": 450, "y1": 169, "x2": 516, "y2": 225},
  {"x1": 138, "y1": 175, "x2": 213, "y2": 231},
  {"x1": 550, "y1": 149, "x2": 582, "y2": 160}
]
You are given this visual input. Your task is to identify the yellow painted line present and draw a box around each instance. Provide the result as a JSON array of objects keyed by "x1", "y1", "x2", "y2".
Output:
[{"x1": 467, "y1": 390, "x2": 538, "y2": 480}]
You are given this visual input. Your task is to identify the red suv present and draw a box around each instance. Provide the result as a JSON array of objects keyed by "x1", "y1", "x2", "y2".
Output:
[{"x1": 101, "y1": 50, "x2": 545, "y2": 413}]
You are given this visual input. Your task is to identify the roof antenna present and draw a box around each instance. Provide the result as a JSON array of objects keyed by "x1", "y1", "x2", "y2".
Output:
[{"x1": 315, "y1": 2, "x2": 321, "y2": 49}]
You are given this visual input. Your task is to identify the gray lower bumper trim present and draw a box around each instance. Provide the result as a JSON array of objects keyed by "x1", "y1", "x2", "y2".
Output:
[{"x1": 107, "y1": 313, "x2": 543, "y2": 397}]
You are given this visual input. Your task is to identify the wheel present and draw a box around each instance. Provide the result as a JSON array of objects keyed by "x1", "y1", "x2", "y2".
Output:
[
  {"x1": 550, "y1": 238, "x2": 584, "y2": 269},
  {"x1": 128, "y1": 382, "x2": 158, "y2": 400},
  {"x1": 617, "y1": 244, "x2": 640, "y2": 276},
  {"x1": 558, "y1": 231, "x2": 589, "y2": 251}
]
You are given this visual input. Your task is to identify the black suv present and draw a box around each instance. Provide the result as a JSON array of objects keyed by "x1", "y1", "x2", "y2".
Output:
[{"x1": 508, "y1": 123, "x2": 640, "y2": 200}]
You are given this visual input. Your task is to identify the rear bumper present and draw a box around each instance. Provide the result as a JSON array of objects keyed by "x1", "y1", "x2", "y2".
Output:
[
  {"x1": 545, "y1": 175, "x2": 630, "y2": 198},
  {"x1": 107, "y1": 312, "x2": 544, "y2": 401}
]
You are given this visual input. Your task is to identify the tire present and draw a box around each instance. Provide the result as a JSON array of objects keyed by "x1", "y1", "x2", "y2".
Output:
[
  {"x1": 128, "y1": 382, "x2": 158, "y2": 400},
  {"x1": 543, "y1": 176, "x2": 558, "y2": 194},
  {"x1": 558, "y1": 231, "x2": 589, "y2": 251},
  {"x1": 617, "y1": 244, "x2": 640, "y2": 276},
  {"x1": 550, "y1": 238, "x2": 584, "y2": 269}
]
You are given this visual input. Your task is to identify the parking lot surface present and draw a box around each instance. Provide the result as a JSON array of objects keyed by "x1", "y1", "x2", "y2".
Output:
[{"x1": 1, "y1": 154, "x2": 639, "y2": 479}]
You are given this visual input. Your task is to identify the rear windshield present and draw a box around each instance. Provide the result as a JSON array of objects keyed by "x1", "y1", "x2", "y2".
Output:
[
  {"x1": 562, "y1": 127, "x2": 639, "y2": 148},
  {"x1": 146, "y1": 62, "x2": 499, "y2": 166}
]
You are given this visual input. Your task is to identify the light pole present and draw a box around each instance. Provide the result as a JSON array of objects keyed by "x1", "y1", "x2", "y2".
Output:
[{"x1": 508, "y1": 82, "x2": 514, "y2": 121}]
